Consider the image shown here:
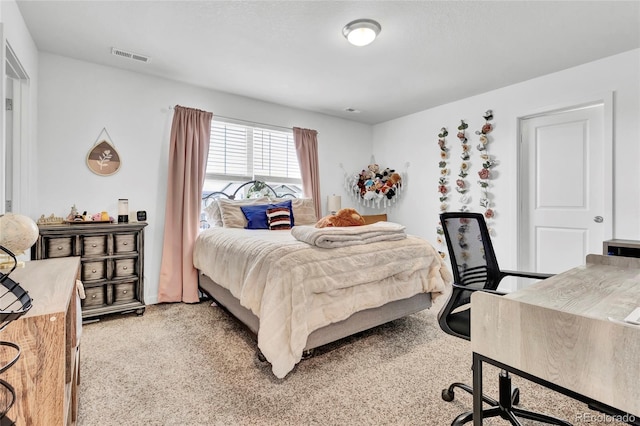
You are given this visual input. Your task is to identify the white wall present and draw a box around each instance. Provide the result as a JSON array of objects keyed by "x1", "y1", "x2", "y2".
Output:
[
  {"x1": 373, "y1": 49, "x2": 640, "y2": 270},
  {"x1": 36, "y1": 53, "x2": 371, "y2": 304}
]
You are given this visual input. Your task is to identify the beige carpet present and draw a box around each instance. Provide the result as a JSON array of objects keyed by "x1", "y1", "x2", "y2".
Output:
[{"x1": 78, "y1": 299, "x2": 627, "y2": 426}]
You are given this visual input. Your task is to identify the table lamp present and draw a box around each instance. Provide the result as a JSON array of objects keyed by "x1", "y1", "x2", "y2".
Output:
[{"x1": 328, "y1": 195, "x2": 342, "y2": 215}]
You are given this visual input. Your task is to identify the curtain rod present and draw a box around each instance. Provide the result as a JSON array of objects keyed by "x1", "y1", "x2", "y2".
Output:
[{"x1": 168, "y1": 105, "x2": 293, "y2": 132}]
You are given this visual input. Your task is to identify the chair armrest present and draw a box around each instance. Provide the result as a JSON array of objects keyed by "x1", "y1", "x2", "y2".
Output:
[
  {"x1": 501, "y1": 269, "x2": 554, "y2": 280},
  {"x1": 452, "y1": 282, "x2": 507, "y2": 296}
]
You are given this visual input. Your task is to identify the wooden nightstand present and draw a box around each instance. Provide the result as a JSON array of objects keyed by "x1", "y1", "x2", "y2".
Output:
[{"x1": 32, "y1": 222, "x2": 147, "y2": 320}]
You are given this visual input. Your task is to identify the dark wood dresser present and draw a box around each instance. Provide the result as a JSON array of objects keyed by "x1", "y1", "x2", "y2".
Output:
[{"x1": 32, "y1": 222, "x2": 147, "y2": 320}]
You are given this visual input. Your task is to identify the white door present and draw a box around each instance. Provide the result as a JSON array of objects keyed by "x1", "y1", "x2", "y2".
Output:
[{"x1": 519, "y1": 103, "x2": 610, "y2": 274}]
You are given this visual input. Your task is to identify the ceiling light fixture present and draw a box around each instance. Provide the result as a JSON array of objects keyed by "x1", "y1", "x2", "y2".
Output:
[{"x1": 342, "y1": 19, "x2": 381, "y2": 47}]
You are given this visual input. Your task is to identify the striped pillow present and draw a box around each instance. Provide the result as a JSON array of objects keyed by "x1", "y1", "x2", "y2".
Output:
[{"x1": 267, "y1": 207, "x2": 291, "y2": 230}]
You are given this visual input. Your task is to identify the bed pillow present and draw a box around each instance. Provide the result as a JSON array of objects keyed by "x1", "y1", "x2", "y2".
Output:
[
  {"x1": 203, "y1": 200, "x2": 223, "y2": 227},
  {"x1": 267, "y1": 207, "x2": 292, "y2": 230},
  {"x1": 217, "y1": 197, "x2": 270, "y2": 228},
  {"x1": 240, "y1": 200, "x2": 293, "y2": 229},
  {"x1": 269, "y1": 198, "x2": 317, "y2": 225}
]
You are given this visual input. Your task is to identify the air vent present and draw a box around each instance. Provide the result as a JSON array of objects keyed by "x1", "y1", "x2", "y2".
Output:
[{"x1": 111, "y1": 47, "x2": 151, "y2": 63}]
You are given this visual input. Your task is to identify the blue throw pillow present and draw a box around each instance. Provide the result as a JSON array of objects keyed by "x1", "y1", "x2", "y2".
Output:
[{"x1": 241, "y1": 200, "x2": 294, "y2": 229}]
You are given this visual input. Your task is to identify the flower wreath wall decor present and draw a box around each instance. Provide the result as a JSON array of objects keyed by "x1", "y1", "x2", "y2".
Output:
[
  {"x1": 435, "y1": 127, "x2": 449, "y2": 257},
  {"x1": 346, "y1": 162, "x2": 404, "y2": 209},
  {"x1": 456, "y1": 120, "x2": 471, "y2": 211},
  {"x1": 475, "y1": 109, "x2": 496, "y2": 222},
  {"x1": 436, "y1": 109, "x2": 498, "y2": 258}
]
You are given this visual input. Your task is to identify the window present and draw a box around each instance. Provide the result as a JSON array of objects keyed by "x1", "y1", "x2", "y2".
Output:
[{"x1": 203, "y1": 120, "x2": 302, "y2": 197}]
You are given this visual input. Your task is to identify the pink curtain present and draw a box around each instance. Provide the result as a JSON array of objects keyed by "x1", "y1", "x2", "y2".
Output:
[
  {"x1": 158, "y1": 105, "x2": 213, "y2": 303},
  {"x1": 293, "y1": 127, "x2": 321, "y2": 219}
]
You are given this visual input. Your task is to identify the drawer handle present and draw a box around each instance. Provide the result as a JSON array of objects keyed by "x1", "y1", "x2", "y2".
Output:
[
  {"x1": 91, "y1": 243, "x2": 97, "y2": 248},
  {"x1": 123, "y1": 241, "x2": 128, "y2": 246},
  {"x1": 122, "y1": 266, "x2": 128, "y2": 270},
  {"x1": 91, "y1": 294, "x2": 97, "y2": 299},
  {"x1": 57, "y1": 246, "x2": 63, "y2": 250},
  {"x1": 92, "y1": 269, "x2": 97, "y2": 273},
  {"x1": 123, "y1": 290, "x2": 128, "y2": 294}
]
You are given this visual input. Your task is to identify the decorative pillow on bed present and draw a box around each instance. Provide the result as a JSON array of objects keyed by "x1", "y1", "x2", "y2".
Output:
[
  {"x1": 266, "y1": 207, "x2": 292, "y2": 230},
  {"x1": 269, "y1": 198, "x2": 317, "y2": 225},
  {"x1": 217, "y1": 197, "x2": 270, "y2": 228},
  {"x1": 240, "y1": 200, "x2": 293, "y2": 229}
]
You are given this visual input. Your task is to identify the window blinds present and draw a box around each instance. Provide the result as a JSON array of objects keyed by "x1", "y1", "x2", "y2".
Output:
[{"x1": 206, "y1": 121, "x2": 301, "y2": 183}]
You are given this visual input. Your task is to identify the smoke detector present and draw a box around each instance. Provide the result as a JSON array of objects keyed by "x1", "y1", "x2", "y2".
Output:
[{"x1": 111, "y1": 47, "x2": 151, "y2": 63}]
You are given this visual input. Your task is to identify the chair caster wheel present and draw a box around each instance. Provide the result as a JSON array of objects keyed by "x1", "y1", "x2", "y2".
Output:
[
  {"x1": 442, "y1": 388, "x2": 455, "y2": 402},
  {"x1": 511, "y1": 388, "x2": 520, "y2": 406}
]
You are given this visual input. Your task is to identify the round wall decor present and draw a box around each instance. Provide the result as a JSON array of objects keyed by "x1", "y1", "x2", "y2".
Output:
[{"x1": 87, "y1": 128, "x2": 121, "y2": 176}]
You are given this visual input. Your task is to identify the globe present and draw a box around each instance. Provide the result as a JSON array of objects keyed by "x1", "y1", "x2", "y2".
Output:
[{"x1": 0, "y1": 213, "x2": 39, "y2": 256}]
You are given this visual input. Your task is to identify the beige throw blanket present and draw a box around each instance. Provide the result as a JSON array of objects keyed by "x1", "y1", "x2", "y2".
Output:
[
  {"x1": 193, "y1": 228, "x2": 452, "y2": 379},
  {"x1": 291, "y1": 221, "x2": 407, "y2": 248}
]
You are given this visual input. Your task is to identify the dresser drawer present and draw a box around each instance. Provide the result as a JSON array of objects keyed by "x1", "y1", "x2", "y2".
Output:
[
  {"x1": 114, "y1": 282, "x2": 136, "y2": 303},
  {"x1": 82, "y1": 235, "x2": 108, "y2": 256},
  {"x1": 82, "y1": 286, "x2": 105, "y2": 308},
  {"x1": 114, "y1": 234, "x2": 136, "y2": 253},
  {"x1": 35, "y1": 222, "x2": 147, "y2": 320},
  {"x1": 114, "y1": 258, "x2": 135, "y2": 277},
  {"x1": 81, "y1": 260, "x2": 106, "y2": 281},
  {"x1": 45, "y1": 237, "x2": 74, "y2": 258}
]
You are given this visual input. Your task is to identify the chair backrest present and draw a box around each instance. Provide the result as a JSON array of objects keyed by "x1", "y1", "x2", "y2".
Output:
[{"x1": 437, "y1": 212, "x2": 502, "y2": 340}]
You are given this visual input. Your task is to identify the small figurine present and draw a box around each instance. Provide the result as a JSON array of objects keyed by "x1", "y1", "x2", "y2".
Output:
[{"x1": 66, "y1": 204, "x2": 78, "y2": 221}]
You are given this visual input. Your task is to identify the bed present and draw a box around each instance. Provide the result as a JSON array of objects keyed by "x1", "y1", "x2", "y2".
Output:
[{"x1": 194, "y1": 181, "x2": 451, "y2": 378}]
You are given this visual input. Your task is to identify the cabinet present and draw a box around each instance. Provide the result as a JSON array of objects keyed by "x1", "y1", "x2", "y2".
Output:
[
  {"x1": 32, "y1": 222, "x2": 147, "y2": 320},
  {"x1": 0, "y1": 257, "x2": 81, "y2": 425},
  {"x1": 603, "y1": 239, "x2": 640, "y2": 258}
]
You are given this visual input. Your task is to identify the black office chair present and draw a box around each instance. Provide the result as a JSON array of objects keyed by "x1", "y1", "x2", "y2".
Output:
[{"x1": 438, "y1": 212, "x2": 571, "y2": 426}]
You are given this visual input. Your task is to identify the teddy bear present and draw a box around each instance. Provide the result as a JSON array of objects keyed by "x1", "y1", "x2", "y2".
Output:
[
  {"x1": 315, "y1": 208, "x2": 366, "y2": 228},
  {"x1": 387, "y1": 172, "x2": 402, "y2": 186},
  {"x1": 380, "y1": 173, "x2": 401, "y2": 199},
  {"x1": 367, "y1": 163, "x2": 380, "y2": 178}
]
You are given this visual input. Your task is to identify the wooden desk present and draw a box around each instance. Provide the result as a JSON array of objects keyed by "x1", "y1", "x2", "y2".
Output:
[
  {"x1": 471, "y1": 254, "x2": 640, "y2": 424},
  {"x1": 0, "y1": 257, "x2": 81, "y2": 425}
]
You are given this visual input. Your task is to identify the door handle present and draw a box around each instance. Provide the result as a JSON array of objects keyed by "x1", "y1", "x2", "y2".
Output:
[{"x1": 594, "y1": 216, "x2": 604, "y2": 223}]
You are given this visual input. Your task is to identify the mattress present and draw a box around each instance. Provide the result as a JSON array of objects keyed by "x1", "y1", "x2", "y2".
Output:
[{"x1": 193, "y1": 227, "x2": 451, "y2": 378}]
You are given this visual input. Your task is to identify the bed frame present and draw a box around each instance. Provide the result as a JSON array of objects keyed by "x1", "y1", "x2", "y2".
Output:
[
  {"x1": 197, "y1": 180, "x2": 433, "y2": 358},
  {"x1": 198, "y1": 272, "x2": 432, "y2": 357}
]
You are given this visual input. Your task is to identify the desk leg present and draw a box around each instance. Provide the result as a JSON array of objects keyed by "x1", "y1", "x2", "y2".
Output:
[{"x1": 473, "y1": 352, "x2": 483, "y2": 426}]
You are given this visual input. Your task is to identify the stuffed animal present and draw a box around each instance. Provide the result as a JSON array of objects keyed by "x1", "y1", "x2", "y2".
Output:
[
  {"x1": 387, "y1": 172, "x2": 402, "y2": 186},
  {"x1": 367, "y1": 163, "x2": 380, "y2": 177},
  {"x1": 380, "y1": 167, "x2": 392, "y2": 181},
  {"x1": 315, "y1": 208, "x2": 366, "y2": 228},
  {"x1": 363, "y1": 190, "x2": 377, "y2": 201}
]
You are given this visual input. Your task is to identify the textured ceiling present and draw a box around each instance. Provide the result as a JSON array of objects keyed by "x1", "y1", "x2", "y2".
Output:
[{"x1": 16, "y1": 1, "x2": 640, "y2": 124}]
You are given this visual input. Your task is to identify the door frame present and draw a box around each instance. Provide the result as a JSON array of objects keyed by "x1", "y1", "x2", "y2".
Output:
[
  {"x1": 2, "y1": 37, "x2": 30, "y2": 215},
  {"x1": 516, "y1": 91, "x2": 613, "y2": 271}
]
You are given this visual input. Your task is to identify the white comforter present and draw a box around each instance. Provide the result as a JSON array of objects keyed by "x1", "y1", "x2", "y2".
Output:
[{"x1": 193, "y1": 227, "x2": 451, "y2": 378}]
